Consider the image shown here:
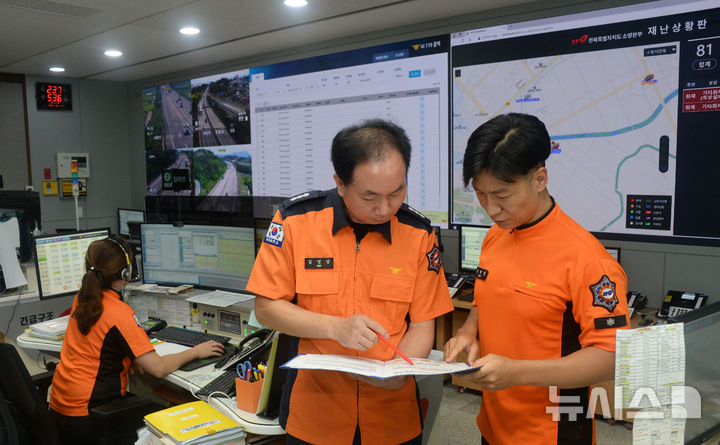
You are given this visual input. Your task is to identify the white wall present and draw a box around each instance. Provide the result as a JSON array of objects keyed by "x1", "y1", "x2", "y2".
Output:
[{"x1": 26, "y1": 77, "x2": 133, "y2": 234}]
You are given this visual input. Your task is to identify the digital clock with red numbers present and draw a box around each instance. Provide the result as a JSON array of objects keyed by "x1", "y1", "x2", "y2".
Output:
[{"x1": 35, "y1": 82, "x2": 72, "y2": 110}]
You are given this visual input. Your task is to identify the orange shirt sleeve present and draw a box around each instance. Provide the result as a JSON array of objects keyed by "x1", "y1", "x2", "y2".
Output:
[
  {"x1": 246, "y1": 210, "x2": 297, "y2": 301},
  {"x1": 571, "y1": 257, "x2": 629, "y2": 352},
  {"x1": 116, "y1": 304, "x2": 155, "y2": 359},
  {"x1": 408, "y1": 229, "x2": 454, "y2": 322}
]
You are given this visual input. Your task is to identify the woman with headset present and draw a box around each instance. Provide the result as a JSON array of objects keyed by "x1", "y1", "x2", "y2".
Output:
[{"x1": 49, "y1": 237, "x2": 224, "y2": 444}]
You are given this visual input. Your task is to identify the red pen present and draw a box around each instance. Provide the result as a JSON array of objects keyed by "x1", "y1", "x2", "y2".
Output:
[{"x1": 375, "y1": 332, "x2": 414, "y2": 365}]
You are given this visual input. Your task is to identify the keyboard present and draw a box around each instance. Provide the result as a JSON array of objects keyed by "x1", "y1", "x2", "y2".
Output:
[
  {"x1": 196, "y1": 368, "x2": 239, "y2": 397},
  {"x1": 446, "y1": 272, "x2": 474, "y2": 289},
  {"x1": 179, "y1": 344, "x2": 237, "y2": 371},
  {"x1": 150, "y1": 326, "x2": 231, "y2": 347},
  {"x1": 457, "y1": 292, "x2": 474, "y2": 302}
]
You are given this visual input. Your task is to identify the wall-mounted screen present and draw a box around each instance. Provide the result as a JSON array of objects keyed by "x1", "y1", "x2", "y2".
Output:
[
  {"x1": 451, "y1": 0, "x2": 720, "y2": 245},
  {"x1": 249, "y1": 35, "x2": 450, "y2": 226},
  {"x1": 33, "y1": 228, "x2": 109, "y2": 299},
  {"x1": 143, "y1": 70, "x2": 254, "y2": 210},
  {"x1": 140, "y1": 223, "x2": 255, "y2": 292},
  {"x1": 460, "y1": 226, "x2": 490, "y2": 272}
]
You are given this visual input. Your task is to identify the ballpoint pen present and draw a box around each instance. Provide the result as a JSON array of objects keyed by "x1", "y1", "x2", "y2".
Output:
[{"x1": 375, "y1": 332, "x2": 414, "y2": 365}]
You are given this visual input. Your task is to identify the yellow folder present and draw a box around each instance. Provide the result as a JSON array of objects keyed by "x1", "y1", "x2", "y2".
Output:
[{"x1": 144, "y1": 401, "x2": 243, "y2": 445}]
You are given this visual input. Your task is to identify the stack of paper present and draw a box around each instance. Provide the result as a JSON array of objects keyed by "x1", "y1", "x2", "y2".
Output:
[
  {"x1": 144, "y1": 401, "x2": 245, "y2": 445},
  {"x1": 282, "y1": 354, "x2": 481, "y2": 379},
  {"x1": 28, "y1": 315, "x2": 69, "y2": 341}
]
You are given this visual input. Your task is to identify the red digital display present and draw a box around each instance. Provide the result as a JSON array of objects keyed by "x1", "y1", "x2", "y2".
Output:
[
  {"x1": 46, "y1": 84, "x2": 63, "y2": 108},
  {"x1": 36, "y1": 82, "x2": 72, "y2": 111}
]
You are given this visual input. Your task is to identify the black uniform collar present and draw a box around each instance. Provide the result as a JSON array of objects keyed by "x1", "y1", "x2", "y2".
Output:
[
  {"x1": 330, "y1": 188, "x2": 392, "y2": 243},
  {"x1": 109, "y1": 287, "x2": 124, "y2": 301},
  {"x1": 515, "y1": 196, "x2": 556, "y2": 231}
]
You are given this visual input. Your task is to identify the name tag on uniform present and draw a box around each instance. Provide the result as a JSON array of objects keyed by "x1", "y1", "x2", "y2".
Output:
[
  {"x1": 305, "y1": 258, "x2": 334, "y2": 269},
  {"x1": 594, "y1": 315, "x2": 627, "y2": 329},
  {"x1": 476, "y1": 267, "x2": 489, "y2": 280}
]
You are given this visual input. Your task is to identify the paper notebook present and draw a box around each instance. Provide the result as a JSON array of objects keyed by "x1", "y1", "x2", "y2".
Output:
[
  {"x1": 144, "y1": 401, "x2": 244, "y2": 445},
  {"x1": 29, "y1": 315, "x2": 69, "y2": 339}
]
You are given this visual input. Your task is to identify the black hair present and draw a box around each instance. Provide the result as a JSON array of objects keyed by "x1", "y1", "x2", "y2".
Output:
[
  {"x1": 462, "y1": 113, "x2": 551, "y2": 186},
  {"x1": 73, "y1": 237, "x2": 133, "y2": 335},
  {"x1": 331, "y1": 119, "x2": 411, "y2": 184}
]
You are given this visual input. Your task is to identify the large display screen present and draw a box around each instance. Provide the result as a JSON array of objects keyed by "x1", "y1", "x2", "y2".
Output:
[
  {"x1": 143, "y1": 70, "x2": 253, "y2": 211},
  {"x1": 248, "y1": 36, "x2": 450, "y2": 226},
  {"x1": 451, "y1": 0, "x2": 720, "y2": 245},
  {"x1": 142, "y1": 36, "x2": 450, "y2": 226},
  {"x1": 141, "y1": 223, "x2": 255, "y2": 292},
  {"x1": 33, "y1": 229, "x2": 110, "y2": 299}
]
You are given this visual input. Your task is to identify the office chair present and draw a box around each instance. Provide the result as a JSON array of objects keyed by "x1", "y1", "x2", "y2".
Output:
[{"x1": 0, "y1": 343, "x2": 160, "y2": 445}]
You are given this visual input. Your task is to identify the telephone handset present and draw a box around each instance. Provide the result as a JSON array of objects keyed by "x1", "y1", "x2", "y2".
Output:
[
  {"x1": 141, "y1": 318, "x2": 167, "y2": 334},
  {"x1": 626, "y1": 291, "x2": 647, "y2": 317},
  {"x1": 220, "y1": 328, "x2": 275, "y2": 371},
  {"x1": 658, "y1": 290, "x2": 708, "y2": 318},
  {"x1": 446, "y1": 272, "x2": 472, "y2": 298}
]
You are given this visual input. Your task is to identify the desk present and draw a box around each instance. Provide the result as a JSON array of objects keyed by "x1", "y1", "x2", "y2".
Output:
[
  {"x1": 16, "y1": 332, "x2": 285, "y2": 436},
  {"x1": 446, "y1": 291, "x2": 483, "y2": 391},
  {"x1": 163, "y1": 365, "x2": 284, "y2": 435}
]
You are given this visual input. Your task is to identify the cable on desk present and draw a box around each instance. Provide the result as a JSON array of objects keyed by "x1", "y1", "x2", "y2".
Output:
[
  {"x1": 3, "y1": 292, "x2": 22, "y2": 336},
  {"x1": 206, "y1": 391, "x2": 234, "y2": 404}
]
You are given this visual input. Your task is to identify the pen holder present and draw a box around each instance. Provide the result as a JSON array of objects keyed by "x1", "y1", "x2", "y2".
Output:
[{"x1": 235, "y1": 377, "x2": 263, "y2": 413}]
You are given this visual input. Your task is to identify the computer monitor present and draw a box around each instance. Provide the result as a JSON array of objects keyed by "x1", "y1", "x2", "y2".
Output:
[
  {"x1": 254, "y1": 218, "x2": 271, "y2": 255},
  {"x1": 460, "y1": 226, "x2": 490, "y2": 272},
  {"x1": 605, "y1": 247, "x2": 621, "y2": 264},
  {"x1": 141, "y1": 223, "x2": 255, "y2": 292},
  {"x1": 0, "y1": 190, "x2": 41, "y2": 263},
  {"x1": 33, "y1": 228, "x2": 110, "y2": 299},
  {"x1": 118, "y1": 208, "x2": 145, "y2": 236}
]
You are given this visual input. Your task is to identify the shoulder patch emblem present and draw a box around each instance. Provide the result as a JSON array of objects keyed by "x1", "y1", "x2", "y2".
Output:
[
  {"x1": 426, "y1": 245, "x2": 442, "y2": 274},
  {"x1": 590, "y1": 274, "x2": 618, "y2": 313},
  {"x1": 264, "y1": 222, "x2": 284, "y2": 247}
]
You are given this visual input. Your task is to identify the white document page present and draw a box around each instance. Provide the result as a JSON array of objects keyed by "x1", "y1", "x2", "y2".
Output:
[
  {"x1": 185, "y1": 289, "x2": 254, "y2": 307},
  {"x1": 151, "y1": 339, "x2": 190, "y2": 357},
  {"x1": 282, "y1": 354, "x2": 480, "y2": 379},
  {"x1": 632, "y1": 407, "x2": 685, "y2": 445},
  {"x1": 614, "y1": 323, "x2": 685, "y2": 410},
  {"x1": 0, "y1": 217, "x2": 28, "y2": 288}
]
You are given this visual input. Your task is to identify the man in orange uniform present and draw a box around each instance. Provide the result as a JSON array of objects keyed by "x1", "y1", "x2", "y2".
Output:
[
  {"x1": 445, "y1": 113, "x2": 629, "y2": 445},
  {"x1": 247, "y1": 119, "x2": 453, "y2": 445}
]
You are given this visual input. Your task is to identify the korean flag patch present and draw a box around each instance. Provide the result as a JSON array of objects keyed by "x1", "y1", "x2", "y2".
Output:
[
  {"x1": 590, "y1": 274, "x2": 618, "y2": 313},
  {"x1": 264, "y1": 222, "x2": 285, "y2": 247}
]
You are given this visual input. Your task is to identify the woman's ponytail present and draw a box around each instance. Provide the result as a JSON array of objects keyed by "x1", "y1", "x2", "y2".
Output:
[
  {"x1": 73, "y1": 268, "x2": 105, "y2": 335},
  {"x1": 72, "y1": 238, "x2": 130, "y2": 335}
]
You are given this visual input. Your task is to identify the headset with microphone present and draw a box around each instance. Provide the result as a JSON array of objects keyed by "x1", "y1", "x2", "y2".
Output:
[{"x1": 106, "y1": 237, "x2": 132, "y2": 282}]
